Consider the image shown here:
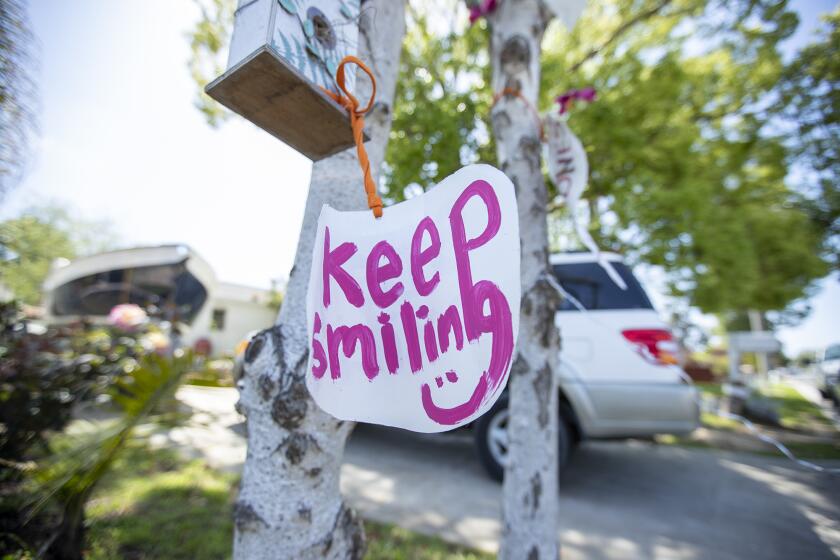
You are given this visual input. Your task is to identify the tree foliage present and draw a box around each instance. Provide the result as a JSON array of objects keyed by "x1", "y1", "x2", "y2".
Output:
[
  {"x1": 0, "y1": 0, "x2": 38, "y2": 200},
  {"x1": 0, "y1": 212, "x2": 76, "y2": 305},
  {"x1": 0, "y1": 205, "x2": 120, "y2": 305},
  {"x1": 383, "y1": 6, "x2": 494, "y2": 200},
  {"x1": 540, "y1": 0, "x2": 830, "y2": 315},
  {"x1": 186, "y1": 0, "x2": 235, "y2": 127},
  {"x1": 776, "y1": 8, "x2": 839, "y2": 268},
  {"x1": 384, "y1": 0, "x2": 834, "y2": 316},
  {"x1": 185, "y1": 0, "x2": 836, "y2": 318}
]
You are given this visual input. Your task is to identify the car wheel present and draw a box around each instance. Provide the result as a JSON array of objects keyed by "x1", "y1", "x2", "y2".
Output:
[{"x1": 474, "y1": 394, "x2": 573, "y2": 482}]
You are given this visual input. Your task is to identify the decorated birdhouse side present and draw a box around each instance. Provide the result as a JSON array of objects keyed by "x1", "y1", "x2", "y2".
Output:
[{"x1": 205, "y1": 0, "x2": 363, "y2": 160}]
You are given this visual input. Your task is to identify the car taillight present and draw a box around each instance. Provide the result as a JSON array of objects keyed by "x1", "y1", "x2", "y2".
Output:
[{"x1": 621, "y1": 329, "x2": 680, "y2": 366}]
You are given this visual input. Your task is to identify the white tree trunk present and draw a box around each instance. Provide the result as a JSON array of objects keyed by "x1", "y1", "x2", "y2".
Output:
[
  {"x1": 488, "y1": 2, "x2": 562, "y2": 559},
  {"x1": 233, "y1": 2, "x2": 406, "y2": 558}
]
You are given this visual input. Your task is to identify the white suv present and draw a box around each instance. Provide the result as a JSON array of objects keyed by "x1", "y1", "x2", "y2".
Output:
[{"x1": 474, "y1": 252, "x2": 699, "y2": 480}]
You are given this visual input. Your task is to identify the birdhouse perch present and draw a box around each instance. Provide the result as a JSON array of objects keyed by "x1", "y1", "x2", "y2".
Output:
[{"x1": 205, "y1": 0, "x2": 365, "y2": 160}]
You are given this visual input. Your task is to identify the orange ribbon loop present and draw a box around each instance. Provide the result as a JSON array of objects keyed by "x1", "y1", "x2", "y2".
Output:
[{"x1": 323, "y1": 56, "x2": 383, "y2": 218}]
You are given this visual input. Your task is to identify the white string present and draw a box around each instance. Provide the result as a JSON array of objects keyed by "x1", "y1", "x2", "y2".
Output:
[
  {"x1": 715, "y1": 411, "x2": 840, "y2": 474},
  {"x1": 554, "y1": 279, "x2": 587, "y2": 313}
]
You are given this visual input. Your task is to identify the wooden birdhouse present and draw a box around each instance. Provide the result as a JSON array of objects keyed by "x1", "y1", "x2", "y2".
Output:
[{"x1": 205, "y1": 0, "x2": 363, "y2": 160}]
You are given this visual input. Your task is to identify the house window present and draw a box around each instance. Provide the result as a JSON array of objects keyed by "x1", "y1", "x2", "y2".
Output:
[{"x1": 211, "y1": 308, "x2": 226, "y2": 331}]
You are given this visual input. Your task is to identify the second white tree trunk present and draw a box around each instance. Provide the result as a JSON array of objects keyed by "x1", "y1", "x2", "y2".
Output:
[{"x1": 488, "y1": 1, "x2": 563, "y2": 558}]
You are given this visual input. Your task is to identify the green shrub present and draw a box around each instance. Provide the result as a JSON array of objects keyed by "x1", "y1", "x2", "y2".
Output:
[
  {"x1": 0, "y1": 302, "x2": 140, "y2": 467},
  {"x1": 0, "y1": 301, "x2": 194, "y2": 559}
]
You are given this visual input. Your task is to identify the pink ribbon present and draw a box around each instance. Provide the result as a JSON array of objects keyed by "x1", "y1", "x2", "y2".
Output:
[
  {"x1": 468, "y1": 0, "x2": 498, "y2": 23},
  {"x1": 555, "y1": 87, "x2": 597, "y2": 114}
]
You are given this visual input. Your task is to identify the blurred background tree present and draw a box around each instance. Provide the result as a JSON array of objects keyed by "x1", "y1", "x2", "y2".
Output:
[
  {"x1": 382, "y1": 6, "x2": 495, "y2": 200},
  {"x1": 188, "y1": 0, "x2": 837, "y2": 331},
  {"x1": 187, "y1": 0, "x2": 235, "y2": 127},
  {"x1": 776, "y1": 8, "x2": 839, "y2": 270},
  {"x1": 0, "y1": 0, "x2": 38, "y2": 200},
  {"x1": 536, "y1": 0, "x2": 833, "y2": 322},
  {"x1": 0, "y1": 204, "x2": 120, "y2": 305},
  {"x1": 381, "y1": 0, "x2": 835, "y2": 326}
]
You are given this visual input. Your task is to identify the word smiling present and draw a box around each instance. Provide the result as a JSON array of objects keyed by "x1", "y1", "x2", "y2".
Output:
[{"x1": 310, "y1": 180, "x2": 515, "y2": 425}]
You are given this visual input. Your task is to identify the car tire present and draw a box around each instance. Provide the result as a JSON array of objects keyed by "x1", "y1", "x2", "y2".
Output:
[{"x1": 474, "y1": 393, "x2": 573, "y2": 482}]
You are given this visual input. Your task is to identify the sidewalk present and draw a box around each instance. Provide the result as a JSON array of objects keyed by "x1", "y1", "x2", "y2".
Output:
[{"x1": 170, "y1": 386, "x2": 840, "y2": 559}]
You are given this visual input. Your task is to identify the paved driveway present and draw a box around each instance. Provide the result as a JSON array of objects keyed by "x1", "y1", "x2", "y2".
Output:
[{"x1": 173, "y1": 386, "x2": 840, "y2": 559}]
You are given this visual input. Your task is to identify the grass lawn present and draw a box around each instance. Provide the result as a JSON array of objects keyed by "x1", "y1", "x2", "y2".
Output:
[
  {"x1": 755, "y1": 382, "x2": 834, "y2": 431},
  {"x1": 694, "y1": 382, "x2": 724, "y2": 399},
  {"x1": 695, "y1": 380, "x2": 836, "y2": 434},
  {"x1": 699, "y1": 411, "x2": 742, "y2": 431},
  {"x1": 657, "y1": 381, "x2": 840, "y2": 460},
  {"x1": 85, "y1": 443, "x2": 490, "y2": 560},
  {"x1": 782, "y1": 440, "x2": 840, "y2": 461},
  {"x1": 694, "y1": 382, "x2": 742, "y2": 430}
]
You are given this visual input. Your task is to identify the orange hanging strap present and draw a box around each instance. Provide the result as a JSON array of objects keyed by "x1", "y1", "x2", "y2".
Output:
[
  {"x1": 492, "y1": 87, "x2": 545, "y2": 141},
  {"x1": 322, "y1": 56, "x2": 383, "y2": 218}
]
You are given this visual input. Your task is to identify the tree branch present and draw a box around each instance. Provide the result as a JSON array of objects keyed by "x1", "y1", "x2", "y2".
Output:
[{"x1": 568, "y1": 0, "x2": 676, "y2": 73}]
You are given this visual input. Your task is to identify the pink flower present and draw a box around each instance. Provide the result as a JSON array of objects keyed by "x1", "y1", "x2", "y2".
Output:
[{"x1": 108, "y1": 303, "x2": 148, "y2": 331}]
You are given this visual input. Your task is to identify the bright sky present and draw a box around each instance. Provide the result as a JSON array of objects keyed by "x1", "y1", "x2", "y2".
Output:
[
  {"x1": 5, "y1": 1, "x2": 312, "y2": 290},
  {"x1": 3, "y1": 0, "x2": 837, "y2": 356}
]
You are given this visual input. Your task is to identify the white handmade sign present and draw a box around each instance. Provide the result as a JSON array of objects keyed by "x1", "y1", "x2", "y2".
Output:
[{"x1": 306, "y1": 165, "x2": 520, "y2": 433}]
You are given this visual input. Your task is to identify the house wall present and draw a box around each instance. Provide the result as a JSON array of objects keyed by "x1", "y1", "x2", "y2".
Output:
[{"x1": 204, "y1": 298, "x2": 276, "y2": 357}]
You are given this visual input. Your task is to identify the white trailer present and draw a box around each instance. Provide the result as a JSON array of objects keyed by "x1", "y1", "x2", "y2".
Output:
[{"x1": 41, "y1": 245, "x2": 277, "y2": 357}]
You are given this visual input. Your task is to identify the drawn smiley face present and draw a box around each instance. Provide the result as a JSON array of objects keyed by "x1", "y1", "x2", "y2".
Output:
[{"x1": 419, "y1": 280, "x2": 514, "y2": 426}]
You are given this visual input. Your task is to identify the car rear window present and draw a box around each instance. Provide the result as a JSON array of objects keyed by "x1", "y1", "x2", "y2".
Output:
[{"x1": 552, "y1": 261, "x2": 654, "y2": 311}]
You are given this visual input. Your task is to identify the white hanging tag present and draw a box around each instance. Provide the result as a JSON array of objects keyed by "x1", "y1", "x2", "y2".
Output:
[{"x1": 544, "y1": 112, "x2": 628, "y2": 290}]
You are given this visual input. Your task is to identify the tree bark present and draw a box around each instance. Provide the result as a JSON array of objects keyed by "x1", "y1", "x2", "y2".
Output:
[
  {"x1": 487, "y1": 1, "x2": 563, "y2": 559},
  {"x1": 233, "y1": 2, "x2": 405, "y2": 558}
]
